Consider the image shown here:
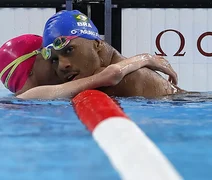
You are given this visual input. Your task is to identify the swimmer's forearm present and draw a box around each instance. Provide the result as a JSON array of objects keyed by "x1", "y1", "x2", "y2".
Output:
[
  {"x1": 16, "y1": 72, "x2": 106, "y2": 100},
  {"x1": 52, "y1": 73, "x2": 105, "y2": 99},
  {"x1": 117, "y1": 54, "x2": 149, "y2": 76}
]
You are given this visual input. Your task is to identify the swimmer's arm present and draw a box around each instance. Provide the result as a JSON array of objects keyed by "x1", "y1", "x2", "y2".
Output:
[
  {"x1": 16, "y1": 65, "x2": 119, "y2": 100},
  {"x1": 16, "y1": 54, "x2": 159, "y2": 100},
  {"x1": 114, "y1": 53, "x2": 178, "y2": 85}
]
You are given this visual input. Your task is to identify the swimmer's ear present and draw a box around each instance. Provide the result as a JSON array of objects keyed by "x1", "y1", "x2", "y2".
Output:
[{"x1": 94, "y1": 39, "x2": 103, "y2": 52}]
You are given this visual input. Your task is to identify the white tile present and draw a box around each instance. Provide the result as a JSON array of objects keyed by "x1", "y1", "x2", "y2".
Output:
[
  {"x1": 207, "y1": 64, "x2": 212, "y2": 91},
  {"x1": 122, "y1": 9, "x2": 137, "y2": 57},
  {"x1": 193, "y1": 64, "x2": 207, "y2": 91},
  {"x1": 136, "y1": 9, "x2": 152, "y2": 53},
  {"x1": 0, "y1": 8, "x2": 15, "y2": 46},
  {"x1": 14, "y1": 8, "x2": 29, "y2": 35},
  {"x1": 178, "y1": 64, "x2": 193, "y2": 91},
  {"x1": 28, "y1": 8, "x2": 44, "y2": 35},
  {"x1": 0, "y1": 8, "x2": 55, "y2": 47}
]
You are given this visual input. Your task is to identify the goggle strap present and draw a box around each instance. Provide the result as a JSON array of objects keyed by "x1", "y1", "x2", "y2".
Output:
[
  {"x1": 3, "y1": 51, "x2": 38, "y2": 88},
  {"x1": 0, "y1": 60, "x2": 16, "y2": 79}
]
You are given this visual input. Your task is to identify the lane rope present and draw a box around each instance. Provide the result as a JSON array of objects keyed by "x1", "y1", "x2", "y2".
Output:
[{"x1": 72, "y1": 90, "x2": 182, "y2": 180}]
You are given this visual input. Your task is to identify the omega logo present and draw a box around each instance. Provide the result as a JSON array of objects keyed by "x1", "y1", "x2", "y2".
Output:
[{"x1": 155, "y1": 29, "x2": 212, "y2": 57}]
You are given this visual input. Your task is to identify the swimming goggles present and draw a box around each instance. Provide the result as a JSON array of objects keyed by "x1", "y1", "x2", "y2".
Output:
[
  {"x1": 42, "y1": 36, "x2": 75, "y2": 60},
  {"x1": 0, "y1": 50, "x2": 40, "y2": 89}
]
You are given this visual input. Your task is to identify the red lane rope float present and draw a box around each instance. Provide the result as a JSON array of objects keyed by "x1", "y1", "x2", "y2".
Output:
[
  {"x1": 72, "y1": 90, "x2": 182, "y2": 180},
  {"x1": 73, "y1": 89, "x2": 128, "y2": 131}
]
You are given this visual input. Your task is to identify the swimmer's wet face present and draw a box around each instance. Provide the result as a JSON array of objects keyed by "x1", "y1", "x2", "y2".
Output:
[
  {"x1": 42, "y1": 10, "x2": 103, "y2": 83},
  {"x1": 33, "y1": 54, "x2": 63, "y2": 86},
  {"x1": 18, "y1": 53, "x2": 63, "y2": 94},
  {"x1": 42, "y1": 10, "x2": 107, "y2": 83},
  {"x1": 48, "y1": 37, "x2": 103, "y2": 83},
  {"x1": 0, "y1": 33, "x2": 65, "y2": 95}
]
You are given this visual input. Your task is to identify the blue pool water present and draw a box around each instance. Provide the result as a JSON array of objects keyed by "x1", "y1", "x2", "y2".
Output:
[{"x1": 0, "y1": 88, "x2": 212, "y2": 180}]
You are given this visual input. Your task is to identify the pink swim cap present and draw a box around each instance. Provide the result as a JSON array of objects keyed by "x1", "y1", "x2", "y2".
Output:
[{"x1": 0, "y1": 34, "x2": 42, "y2": 93}]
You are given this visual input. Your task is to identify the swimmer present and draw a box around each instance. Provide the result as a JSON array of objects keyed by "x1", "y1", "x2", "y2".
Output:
[
  {"x1": 42, "y1": 10, "x2": 186, "y2": 99},
  {"x1": 0, "y1": 34, "x2": 177, "y2": 100}
]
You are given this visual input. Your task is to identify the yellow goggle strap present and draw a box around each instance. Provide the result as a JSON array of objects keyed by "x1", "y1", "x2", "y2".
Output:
[{"x1": 0, "y1": 50, "x2": 39, "y2": 88}]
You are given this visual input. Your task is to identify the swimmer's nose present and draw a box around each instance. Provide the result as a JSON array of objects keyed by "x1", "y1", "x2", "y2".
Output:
[{"x1": 58, "y1": 56, "x2": 72, "y2": 72}]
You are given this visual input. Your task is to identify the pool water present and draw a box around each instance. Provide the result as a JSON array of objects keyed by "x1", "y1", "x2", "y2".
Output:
[
  {"x1": 0, "y1": 88, "x2": 212, "y2": 180},
  {"x1": 120, "y1": 92, "x2": 212, "y2": 180}
]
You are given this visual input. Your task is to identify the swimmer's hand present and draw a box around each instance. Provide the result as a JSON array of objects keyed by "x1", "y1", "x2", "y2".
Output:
[{"x1": 142, "y1": 54, "x2": 178, "y2": 85}]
